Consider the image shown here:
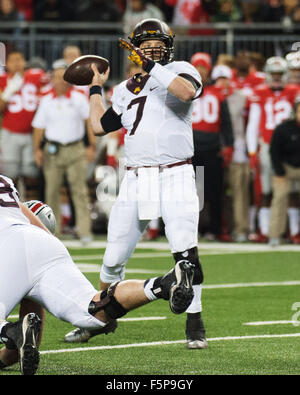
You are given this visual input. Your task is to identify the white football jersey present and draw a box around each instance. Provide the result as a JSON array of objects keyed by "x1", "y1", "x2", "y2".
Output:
[
  {"x1": 0, "y1": 174, "x2": 29, "y2": 231},
  {"x1": 111, "y1": 61, "x2": 202, "y2": 166}
]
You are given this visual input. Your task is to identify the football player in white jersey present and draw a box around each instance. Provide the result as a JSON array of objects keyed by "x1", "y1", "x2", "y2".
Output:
[
  {"x1": 65, "y1": 19, "x2": 208, "y2": 349},
  {"x1": 0, "y1": 174, "x2": 195, "y2": 374}
]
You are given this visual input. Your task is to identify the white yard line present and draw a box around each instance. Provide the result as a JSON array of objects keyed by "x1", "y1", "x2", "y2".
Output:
[
  {"x1": 75, "y1": 263, "x2": 300, "y2": 288},
  {"x1": 8, "y1": 314, "x2": 166, "y2": 321},
  {"x1": 243, "y1": 320, "x2": 299, "y2": 326},
  {"x1": 63, "y1": 239, "x2": 300, "y2": 252},
  {"x1": 39, "y1": 333, "x2": 300, "y2": 355},
  {"x1": 202, "y1": 280, "x2": 300, "y2": 289}
]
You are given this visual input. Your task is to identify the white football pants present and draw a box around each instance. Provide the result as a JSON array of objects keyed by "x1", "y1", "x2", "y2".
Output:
[
  {"x1": 101, "y1": 163, "x2": 201, "y2": 309},
  {"x1": 0, "y1": 224, "x2": 104, "y2": 329}
]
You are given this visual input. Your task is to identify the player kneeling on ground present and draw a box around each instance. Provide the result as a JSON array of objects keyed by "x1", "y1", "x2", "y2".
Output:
[{"x1": 0, "y1": 174, "x2": 195, "y2": 375}]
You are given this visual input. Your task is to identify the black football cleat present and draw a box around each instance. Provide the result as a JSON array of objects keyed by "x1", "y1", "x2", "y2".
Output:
[
  {"x1": 0, "y1": 313, "x2": 41, "y2": 375},
  {"x1": 64, "y1": 319, "x2": 118, "y2": 343},
  {"x1": 160, "y1": 260, "x2": 195, "y2": 314},
  {"x1": 186, "y1": 312, "x2": 208, "y2": 349}
]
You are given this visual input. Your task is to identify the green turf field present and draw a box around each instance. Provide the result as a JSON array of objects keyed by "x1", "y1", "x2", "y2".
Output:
[{"x1": 1, "y1": 240, "x2": 300, "y2": 376}]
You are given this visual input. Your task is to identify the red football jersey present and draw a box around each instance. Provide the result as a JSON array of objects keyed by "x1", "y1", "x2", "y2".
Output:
[
  {"x1": 231, "y1": 70, "x2": 265, "y2": 97},
  {"x1": 0, "y1": 68, "x2": 46, "y2": 133},
  {"x1": 247, "y1": 84, "x2": 299, "y2": 145},
  {"x1": 192, "y1": 84, "x2": 226, "y2": 133}
]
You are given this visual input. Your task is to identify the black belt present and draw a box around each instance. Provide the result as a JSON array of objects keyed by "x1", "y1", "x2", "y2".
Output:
[
  {"x1": 45, "y1": 139, "x2": 82, "y2": 147},
  {"x1": 126, "y1": 159, "x2": 192, "y2": 172}
]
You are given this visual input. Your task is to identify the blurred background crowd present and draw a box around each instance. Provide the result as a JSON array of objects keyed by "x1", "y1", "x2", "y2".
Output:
[
  {"x1": 0, "y1": 0, "x2": 300, "y2": 30},
  {"x1": 1, "y1": 0, "x2": 300, "y2": 246},
  {"x1": 0, "y1": 0, "x2": 300, "y2": 26}
]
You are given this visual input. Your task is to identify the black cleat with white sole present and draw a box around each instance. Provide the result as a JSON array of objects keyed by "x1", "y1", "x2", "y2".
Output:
[
  {"x1": 0, "y1": 313, "x2": 41, "y2": 375},
  {"x1": 159, "y1": 260, "x2": 195, "y2": 314}
]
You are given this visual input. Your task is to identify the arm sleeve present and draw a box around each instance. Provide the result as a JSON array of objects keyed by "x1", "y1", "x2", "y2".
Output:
[
  {"x1": 178, "y1": 73, "x2": 203, "y2": 99},
  {"x1": 100, "y1": 107, "x2": 123, "y2": 133},
  {"x1": 246, "y1": 102, "x2": 261, "y2": 154},
  {"x1": 270, "y1": 125, "x2": 285, "y2": 176},
  {"x1": 220, "y1": 99, "x2": 234, "y2": 146},
  {"x1": 174, "y1": 62, "x2": 203, "y2": 99}
]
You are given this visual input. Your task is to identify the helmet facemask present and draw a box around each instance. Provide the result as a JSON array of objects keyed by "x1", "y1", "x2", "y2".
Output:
[{"x1": 139, "y1": 40, "x2": 170, "y2": 65}]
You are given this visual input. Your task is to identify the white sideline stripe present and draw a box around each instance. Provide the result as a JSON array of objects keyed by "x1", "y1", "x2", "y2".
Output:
[
  {"x1": 39, "y1": 333, "x2": 300, "y2": 355},
  {"x1": 243, "y1": 320, "x2": 299, "y2": 326}
]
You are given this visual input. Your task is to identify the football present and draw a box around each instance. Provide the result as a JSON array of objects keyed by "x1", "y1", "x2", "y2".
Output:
[{"x1": 63, "y1": 55, "x2": 109, "y2": 86}]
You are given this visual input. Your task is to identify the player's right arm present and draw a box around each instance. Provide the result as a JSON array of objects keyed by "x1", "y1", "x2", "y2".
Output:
[
  {"x1": 89, "y1": 63, "x2": 120, "y2": 136},
  {"x1": 0, "y1": 73, "x2": 24, "y2": 112},
  {"x1": 246, "y1": 102, "x2": 261, "y2": 156}
]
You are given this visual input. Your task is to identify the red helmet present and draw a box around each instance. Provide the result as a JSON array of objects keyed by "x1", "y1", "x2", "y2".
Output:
[{"x1": 129, "y1": 18, "x2": 175, "y2": 65}]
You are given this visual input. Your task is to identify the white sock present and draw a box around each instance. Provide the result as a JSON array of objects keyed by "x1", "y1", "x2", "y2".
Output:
[
  {"x1": 186, "y1": 284, "x2": 202, "y2": 313},
  {"x1": 143, "y1": 278, "x2": 159, "y2": 301},
  {"x1": 287, "y1": 208, "x2": 300, "y2": 236},
  {"x1": 258, "y1": 207, "x2": 270, "y2": 236}
]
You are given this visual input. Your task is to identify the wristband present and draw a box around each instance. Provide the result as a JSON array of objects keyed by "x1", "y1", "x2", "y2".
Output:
[
  {"x1": 149, "y1": 62, "x2": 177, "y2": 90},
  {"x1": 89, "y1": 85, "x2": 102, "y2": 97}
]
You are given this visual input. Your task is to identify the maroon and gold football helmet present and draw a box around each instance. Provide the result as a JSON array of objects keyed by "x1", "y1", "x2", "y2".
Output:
[{"x1": 129, "y1": 18, "x2": 175, "y2": 65}]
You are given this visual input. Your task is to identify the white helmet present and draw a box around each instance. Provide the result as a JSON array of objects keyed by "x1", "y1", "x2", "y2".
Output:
[
  {"x1": 265, "y1": 56, "x2": 288, "y2": 73},
  {"x1": 264, "y1": 56, "x2": 288, "y2": 85},
  {"x1": 286, "y1": 51, "x2": 300, "y2": 70},
  {"x1": 24, "y1": 200, "x2": 56, "y2": 234}
]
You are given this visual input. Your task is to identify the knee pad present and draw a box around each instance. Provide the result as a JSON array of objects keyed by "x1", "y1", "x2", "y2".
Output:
[
  {"x1": 88, "y1": 282, "x2": 128, "y2": 320},
  {"x1": 173, "y1": 247, "x2": 204, "y2": 285}
]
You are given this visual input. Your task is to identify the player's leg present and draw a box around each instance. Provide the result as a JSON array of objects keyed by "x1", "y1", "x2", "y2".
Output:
[
  {"x1": 25, "y1": 225, "x2": 194, "y2": 330},
  {"x1": 0, "y1": 299, "x2": 45, "y2": 369},
  {"x1": 65, "y1": 143, "x2": 92, "y2": 242},
  {"x1": 0, "y1": 129, "x2": 22, "y2": 182},
  {"x1": 257, "y1": 142, "x2": 273, "y2": 241},
  {"x1": 89, "y1": 260, "x2": 195, "y2": 323},
  {"x1": 287, "y1": 188, "x2": 300, "y2": 243},
  {"x1": 64, "y1": 170, "x2": 148, "y2": 342},
  {"x1": 22, "y1": 133, "x2": 41, "y2": 200},
  {"x1": 42, "y1": 148, "x2": 65, "y2": 235},
  {"x1": 0, "y1": 227, "x2": 42, "y2": 375},
  {"x1": 161, "y1": 164, "x2": 207, "y2": 349}
]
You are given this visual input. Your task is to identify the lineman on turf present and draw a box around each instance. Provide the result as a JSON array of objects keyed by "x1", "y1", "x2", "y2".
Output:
[
  {"x1": 65, "y1": 18, "x2": 207, "y2": 349},
  {"x1": 0, "y1": 174, "x2": 195, "y2": 375}
]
